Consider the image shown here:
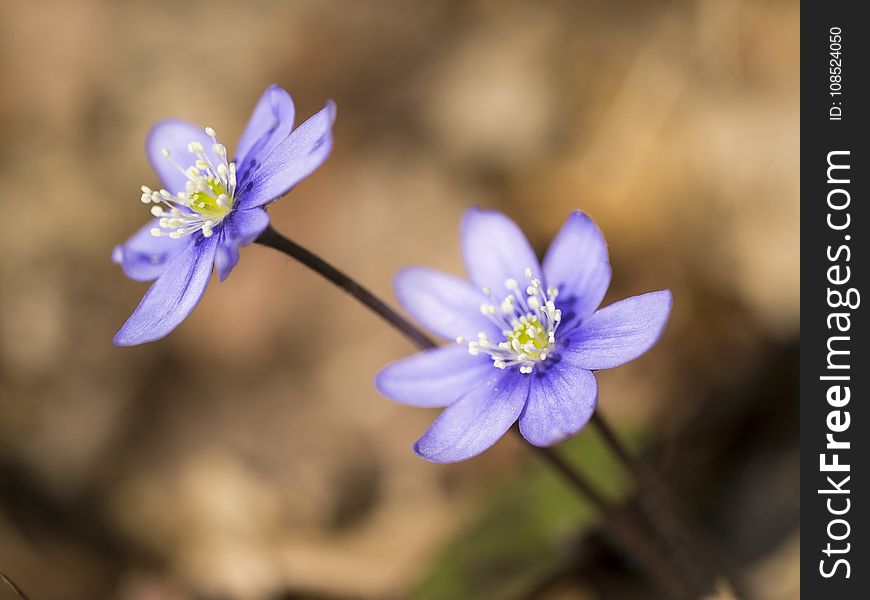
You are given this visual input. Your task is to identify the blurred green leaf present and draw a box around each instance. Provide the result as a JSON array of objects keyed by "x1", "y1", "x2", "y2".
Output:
[{"x1": 415, "y1": 426, "x2": 645, "y2": 600}]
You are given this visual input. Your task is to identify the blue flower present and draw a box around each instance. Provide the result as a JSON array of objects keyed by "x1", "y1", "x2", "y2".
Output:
[
  {"x1": 113, "y1": 85, "x2": 336, "y2": 346},
  {"x1": 376, "y1": 208, "x2": 672, "y2": 463}
]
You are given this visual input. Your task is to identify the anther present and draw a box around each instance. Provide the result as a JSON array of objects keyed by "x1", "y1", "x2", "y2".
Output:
[
  {"x1": 464, "y1": 267, "x2": 563, "y2": 374},
  {"x1": 138, "y1": 129, "x2": 238, "y2": 242}
]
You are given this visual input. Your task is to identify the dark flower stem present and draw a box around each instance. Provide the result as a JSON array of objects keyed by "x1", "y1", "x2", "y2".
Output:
[
  {"x1": 256, "y1": 225, "x2": 694, "y2": 599},
  {"x1": 590, "y1": 412, "x2": 733, "y2": 595},
  {"x1": 533, "y1": 446, "x2": 692, "y2": 599},
  {"x1": 256, "y1": 226, "x2": 436, "y2": 351},
  {"x1": 0, "y1": 572, "x2": 29, "y2": 600}
]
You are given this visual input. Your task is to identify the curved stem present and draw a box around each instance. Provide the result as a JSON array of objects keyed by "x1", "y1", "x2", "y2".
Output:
[
  {"x1": 255, "y1": 225, "x2": 694, "y2": 598},
  {"x1": 256, "y1": 226, "x2": 437, "y2": 350}
]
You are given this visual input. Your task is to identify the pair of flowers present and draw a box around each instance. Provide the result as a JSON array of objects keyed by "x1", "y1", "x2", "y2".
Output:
[{"x1": 114, "y1": 85, "x2": 672, "y2": 463}]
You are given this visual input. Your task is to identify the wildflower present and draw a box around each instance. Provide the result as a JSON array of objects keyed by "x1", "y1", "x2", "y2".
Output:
[
  {"x1": 376, "y1": 208, "x2": 672, "y2": 462},
  {"x1": 113, "y1": 85, "x2": 336, "y2": 345}
]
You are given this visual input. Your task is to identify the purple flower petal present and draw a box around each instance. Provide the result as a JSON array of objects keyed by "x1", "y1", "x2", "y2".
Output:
[
  {"x1": 542, "y1": 211, "x2": 611, "y2": 328},
  {"x1": 376, "y1": 345, "x2": 494, "y2": 407},
  {"x1": 215, "y1": 208, "x2": 270, "y2": 281},
  {"x1": 414, "y1": 371, "x2": 530, "y2": 463},
  {"x1": 559, "y1": 290, "x2": 672, "y2": 370},
  {"x1": 214, "y1": 244, "x2": 239, "y2": 284},
  {"x1": 236, "y1": 101, "x2": 336, "y2": 209},
  {"x1": 146, "y1": 119, "x2": 222, "y2": 195},
  {"x1": 235, "y1": 85, "x2": 296, "y2": 173},
  {"x1": 519, "y1": 365, "x2": 597, "y2": 446},
  {"x1": 460, "y1": 207, "x2": 542, "y2": 295},
  {"x1": 112, "y1": 219, "x2": 193, "y2": 282},
  {"x1": 394, "y1": 267, "x2": 500, "y2": 341},
  {"x1": 113, "y1": 235, "x2": 219, "y2": 346}
]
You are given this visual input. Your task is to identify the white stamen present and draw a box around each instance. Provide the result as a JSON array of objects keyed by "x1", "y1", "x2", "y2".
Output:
[
  {"x1": 462, "y1": 270, "x2": 562, "y2": 375},
  {"x1": 137, "y1": 127, "x2": 237, "y2": 241}
]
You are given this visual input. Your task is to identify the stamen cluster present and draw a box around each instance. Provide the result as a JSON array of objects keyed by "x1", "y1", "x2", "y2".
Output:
[
  {"x1": 140, "y1": 127, "x2": 237, "y2": 239},
  {"x1": 462, "y1": 268, "x2": 562, "y2": 374}
]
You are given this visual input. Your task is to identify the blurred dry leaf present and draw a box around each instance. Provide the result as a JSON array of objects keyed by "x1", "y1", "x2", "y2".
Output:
[{"x1": 703, "y1": 579, "x2": 738, "y2": 600}]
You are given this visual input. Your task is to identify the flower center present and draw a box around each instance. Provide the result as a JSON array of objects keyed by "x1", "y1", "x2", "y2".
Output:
[
  {"x1": 463, "y1": 268, "x2": 562, "y2": 374},
  {"x1": 140, "y1": 127, "x2": 237, "y2": 239}
]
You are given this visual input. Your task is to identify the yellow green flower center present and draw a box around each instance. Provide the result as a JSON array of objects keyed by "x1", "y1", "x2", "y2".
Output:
[
  {"x1": 139, "y1": 127, "x2": 237, "y2": 240},
  {"x1": 188, "y1": 180, "x2": 232, "y2": 219},
  {"x1": 464, "y1": 268, "x2": 562, "y2": 374},
  {"x1": 506, "y1": 315, "x2": 549, "y2": 359}
]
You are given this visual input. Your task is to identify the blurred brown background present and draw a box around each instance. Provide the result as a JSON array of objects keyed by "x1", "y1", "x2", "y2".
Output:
[{"x1": 0, "y1": 0, "x2": 798, "y2": 599}]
